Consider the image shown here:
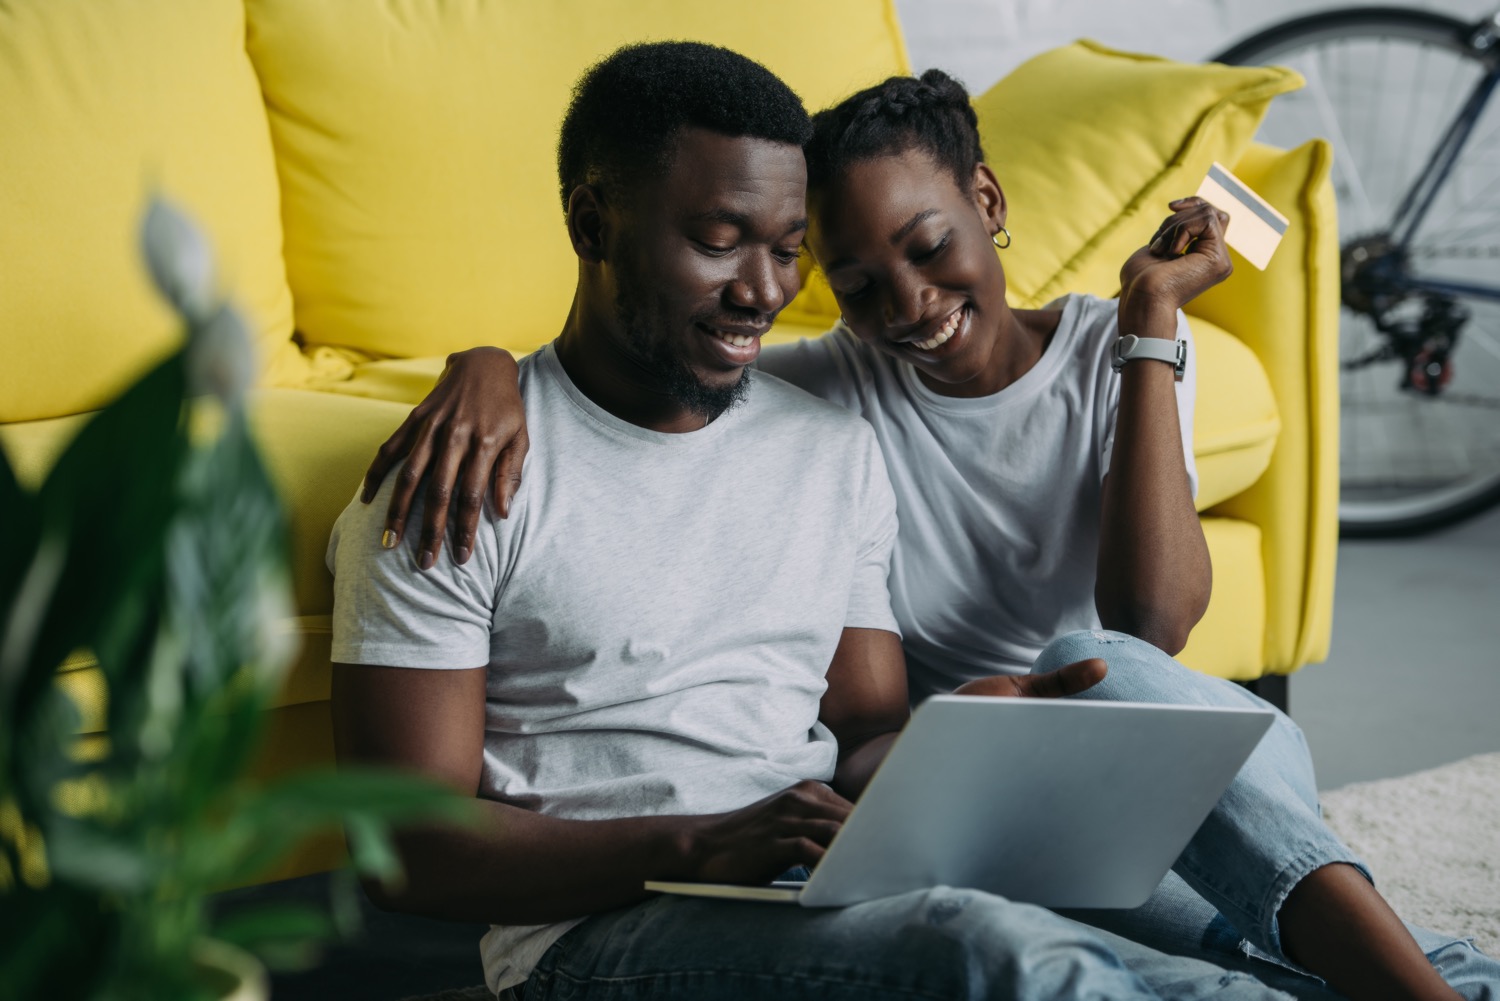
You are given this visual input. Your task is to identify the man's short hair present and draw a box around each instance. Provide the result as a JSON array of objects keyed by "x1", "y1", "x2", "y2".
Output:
[{"x1": 556, "y1": 41, "x2": 812, "y2": 212}]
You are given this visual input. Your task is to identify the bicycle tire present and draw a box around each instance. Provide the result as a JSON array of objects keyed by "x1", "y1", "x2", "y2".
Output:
[
  {"x1": 1215, "y1": 7, "x2": 1473, "y2": 66},
  {"x1": 1215, "y1": 7, "x2": 1500, "y2": 537}
]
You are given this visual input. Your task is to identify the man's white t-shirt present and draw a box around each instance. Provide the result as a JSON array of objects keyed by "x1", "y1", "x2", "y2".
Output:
[
  {"x1": 759, "y1": 293, "x2": 1197, "y2": 701},
  {"x1": 328, "y1": 344, "x2": 900, "y2": 993}
]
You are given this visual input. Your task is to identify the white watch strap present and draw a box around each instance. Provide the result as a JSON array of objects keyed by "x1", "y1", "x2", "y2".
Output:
[{"x1": 1112, "y1": 335, "x2": 1186, "y2": 379}]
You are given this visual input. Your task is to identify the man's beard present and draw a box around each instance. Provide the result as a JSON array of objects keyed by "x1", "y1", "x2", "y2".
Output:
[{"x1": 614, "y1": 277, "x2": 750, "y2": 423}]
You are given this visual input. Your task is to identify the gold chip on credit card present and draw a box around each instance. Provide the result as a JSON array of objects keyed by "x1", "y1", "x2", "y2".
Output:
[{"x1": 1195, "y1": 161, "x2": 1288, "y2": 271}]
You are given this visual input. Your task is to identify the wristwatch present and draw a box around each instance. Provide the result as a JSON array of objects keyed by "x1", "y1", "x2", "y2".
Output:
[{"x1": 1111, "y1": 335, "x2": 1187, "y2": 381}]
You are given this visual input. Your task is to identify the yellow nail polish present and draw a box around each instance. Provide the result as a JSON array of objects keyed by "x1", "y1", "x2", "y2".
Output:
[{"x1": 381, "y1": 530, "x2": 398, "y2": 549}]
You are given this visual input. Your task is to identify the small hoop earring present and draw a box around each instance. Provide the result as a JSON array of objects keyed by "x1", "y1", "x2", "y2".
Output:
[
  {"x1": 992, "y1": 227, "x2": 1012, "y2": 250},
  {"x1": 838, "y1": 314, "x2": 849, "y2": 327}
]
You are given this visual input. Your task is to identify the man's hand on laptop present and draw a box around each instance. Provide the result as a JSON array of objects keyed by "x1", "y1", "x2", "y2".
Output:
[
  {"x1": 680, "y1": 780, "x2": 852, "y2": 884},
  {"x1": 952, "y1": 658, "x2": 1107, "y2": 699}
]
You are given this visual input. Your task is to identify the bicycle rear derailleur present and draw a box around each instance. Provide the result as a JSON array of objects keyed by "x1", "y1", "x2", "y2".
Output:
[{"x1": 1340, "y1": 233, "x2": 1469, "y2": 395}]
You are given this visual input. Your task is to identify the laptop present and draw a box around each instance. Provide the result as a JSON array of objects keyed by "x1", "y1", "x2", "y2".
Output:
[{"x1": 646, "y1": 695, "x2": 1274, "y2": 909}]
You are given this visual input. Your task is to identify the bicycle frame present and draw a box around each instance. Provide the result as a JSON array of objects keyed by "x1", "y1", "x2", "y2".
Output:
[{"x1": 1395, "y1": 273, "x2": 1500, "y2": 303}]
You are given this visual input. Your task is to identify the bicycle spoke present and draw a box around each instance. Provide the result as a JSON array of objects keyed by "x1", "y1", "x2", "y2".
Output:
[
  {"x1": 1465, "y1": 326, "x2": 1500, "y2": 366},
  {"x1": 1363, "y1": 40, "x2": 1384, "y2": 202},
  {"x1": 1416, "y1": 213, "x2": 1500, "y2": 248},
  {"x1": 1305, "y1": 56, "x2": 1377, "y2": 230},
  {"x1": 1397, "y1": 44, "x2": 1431, "y2": 202}
]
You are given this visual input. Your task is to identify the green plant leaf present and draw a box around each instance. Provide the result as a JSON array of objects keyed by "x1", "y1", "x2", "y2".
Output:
[
  {"x1": 0, "y1": 200, "x2": 479, "y2": 1001},
  {"x1": 213, "y1": 902, "x2": 338, "y2": 945},
  {"x1": 15, "y1": 353, "x2": 189, "y2": 732},
  {"x1": 210, "y1": 769, "x2": 476, "y2": 888},
  {"x1": 0, "y1": 445, "x2": 40, "y2": 688},
  {"x1": 212, "y1": 902, "x2": 338, "y2": 971},
  {"x1": 344, "y1": 813, "x2": 403, "y2": 888},
  {"x1": 42, "y1": 816, "x2": 154, "y2": 893},
  {"x1": 6, "y1": 686, "x2": 88, "y2": 846},
  {"x1": 0, "y1": 881, "x2": 120, "y2": 1001},
  {"x1": 328, "y1": 867, "x2": 366, "y2": 940}
]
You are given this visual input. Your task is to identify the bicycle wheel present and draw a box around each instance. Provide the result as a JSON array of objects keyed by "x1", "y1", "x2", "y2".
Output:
[{"x1": 1216, "y1": 8, "x2": 1500, "y2": 537}]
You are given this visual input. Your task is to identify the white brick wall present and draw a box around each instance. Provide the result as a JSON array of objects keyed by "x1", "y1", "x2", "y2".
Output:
[{"x1": 895, "y1": 0, "x2": 1497, "y2": 92}]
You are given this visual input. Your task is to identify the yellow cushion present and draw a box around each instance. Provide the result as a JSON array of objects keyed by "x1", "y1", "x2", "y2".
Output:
[
  {"x1": 1178, "y1": 517, "x2": 1265, "y2": 681},
  {"x1": 0, "y1": 0, "x2": 306, "y2": 424},
  {"x1": 0, "y1": 411, "x2": 89, "y2": 489},
  {"x1": 247, "y1": 390, "x2": 415, "y2": 617},
  {"x1": 1188, "y1": 316, "x2": 1280, "y2": 511},
  {"x1": 55, "y1": 652, "x2": 108, "y2": 736},
  {"x1": 1, "y1": 389, "x2": 414, "y2": 620},
  {"x1": 1192, "y1": 141, "x2": 1340, "y2": 673},
  {"x1": 320, "y1": 356, "x2": 452, "y2": 407},
  {"x1": 244, "y1": 0, "x2": 908, "y2": 363},
  {"x1": 779, "y1": 255, "x2": 847, "y2": 330},
  {"x1": 977, "y1": 41, "x2": 1299, "y2": 309}
]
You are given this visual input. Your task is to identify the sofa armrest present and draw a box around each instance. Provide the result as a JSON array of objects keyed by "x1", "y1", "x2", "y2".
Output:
[{"x1": 1185, "y1": 140, "x2": 1340, "y2": 674}]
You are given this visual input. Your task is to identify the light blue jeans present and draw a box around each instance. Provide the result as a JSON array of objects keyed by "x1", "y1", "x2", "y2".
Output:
[{"x1": 505, "y1": 631, "x2": 1497, "y2": 1000}]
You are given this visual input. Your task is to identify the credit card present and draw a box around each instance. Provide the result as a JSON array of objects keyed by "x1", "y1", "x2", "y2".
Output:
[{"x1": 1195, "y1": 161, "x2": 1288, "y2": 270}]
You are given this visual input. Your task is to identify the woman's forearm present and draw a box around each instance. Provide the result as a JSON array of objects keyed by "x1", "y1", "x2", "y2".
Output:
[{"x1": 1095, "y1": 302, "x2": 1211, "y2": 653}]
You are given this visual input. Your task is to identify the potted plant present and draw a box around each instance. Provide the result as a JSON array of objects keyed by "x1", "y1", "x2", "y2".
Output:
[{"x1": 0, "y1": 199, "x2": 472, "y2": 1001}]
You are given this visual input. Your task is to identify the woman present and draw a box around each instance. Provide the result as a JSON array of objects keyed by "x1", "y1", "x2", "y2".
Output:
[{"x1": 360, "y1": 71, "x2": 1493, "y2": 999}]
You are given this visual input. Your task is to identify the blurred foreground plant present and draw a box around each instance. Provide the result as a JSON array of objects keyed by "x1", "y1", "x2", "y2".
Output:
[{"x1": 0, "y1": 199, "x2": 474, "y2": 1001}]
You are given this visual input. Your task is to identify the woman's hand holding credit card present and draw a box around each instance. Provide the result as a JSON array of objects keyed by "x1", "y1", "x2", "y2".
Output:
[{"x1": 1195, "y1": 161, "x2": 1289, "y2": 270}]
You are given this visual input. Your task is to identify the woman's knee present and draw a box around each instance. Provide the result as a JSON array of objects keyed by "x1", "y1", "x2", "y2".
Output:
[
  {"x1": 1032, "y1": 630, "x2": 1143, "y2": 676},
  {"x1": 1033, "y1": 629, "x2": 1200, "y2": 702}
]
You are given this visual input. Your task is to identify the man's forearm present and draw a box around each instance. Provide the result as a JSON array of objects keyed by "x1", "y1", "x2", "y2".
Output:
[
  {"x1": 832, "y1": 731, "x2": 900, "y2": 801},
  {"x1": 376, "y1": 800, "x2": 694, "y2": 925}
]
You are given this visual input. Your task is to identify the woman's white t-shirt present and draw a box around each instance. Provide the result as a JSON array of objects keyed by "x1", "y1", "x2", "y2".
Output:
[{"x1": 759, "y1": 294, "x2": 1197, "y2": 701}]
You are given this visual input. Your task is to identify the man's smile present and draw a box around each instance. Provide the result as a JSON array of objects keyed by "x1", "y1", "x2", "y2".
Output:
[{"x1": 697, "y1": 321, "x2": 764, "y2": 365}]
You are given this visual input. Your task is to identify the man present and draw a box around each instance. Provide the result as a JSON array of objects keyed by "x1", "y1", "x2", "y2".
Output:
[{"x1": 328, "y1": 41, "x2": 1288, "y2": 1000}]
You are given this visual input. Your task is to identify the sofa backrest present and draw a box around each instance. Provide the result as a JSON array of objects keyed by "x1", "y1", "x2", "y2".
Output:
[
  {"x1": 243, "y1": 0, "x2": 910, "y2": 365},
  {"x1": 0, "y1": 0, "x2": 308, "y2": 423}
]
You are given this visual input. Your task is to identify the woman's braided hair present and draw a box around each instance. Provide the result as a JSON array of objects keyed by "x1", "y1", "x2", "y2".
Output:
[{"x1": 805, "y1": 69, "x2": 985, "y2": 195}]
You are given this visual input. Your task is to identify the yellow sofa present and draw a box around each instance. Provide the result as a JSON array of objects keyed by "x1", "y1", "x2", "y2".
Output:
[{"x1": 0, "y1": 0, "x2": 1336, "y2": 880}]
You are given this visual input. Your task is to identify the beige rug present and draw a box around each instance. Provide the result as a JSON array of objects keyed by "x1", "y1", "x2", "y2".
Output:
[{"x1": 1321, "y1": 751, "x2": 1500, "y2": 954}]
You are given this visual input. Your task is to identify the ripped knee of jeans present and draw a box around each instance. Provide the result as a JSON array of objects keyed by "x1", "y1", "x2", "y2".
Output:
[
  {"x1": 1031, "y1": 629, "x2": 1137, "y2": 677},
  {"x1": 925, "y1": 892, "x2": 971, "y2": 926}
]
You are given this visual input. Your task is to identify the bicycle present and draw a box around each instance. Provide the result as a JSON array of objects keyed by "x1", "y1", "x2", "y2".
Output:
[{"x1": 1214, "y1": 7, "x2": 1500, "y2": 537}]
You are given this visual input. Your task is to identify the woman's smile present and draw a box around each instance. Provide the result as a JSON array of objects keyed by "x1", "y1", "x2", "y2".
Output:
[{"x1": 900, "y1": 304, "x2": 969, "y2": 355}]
